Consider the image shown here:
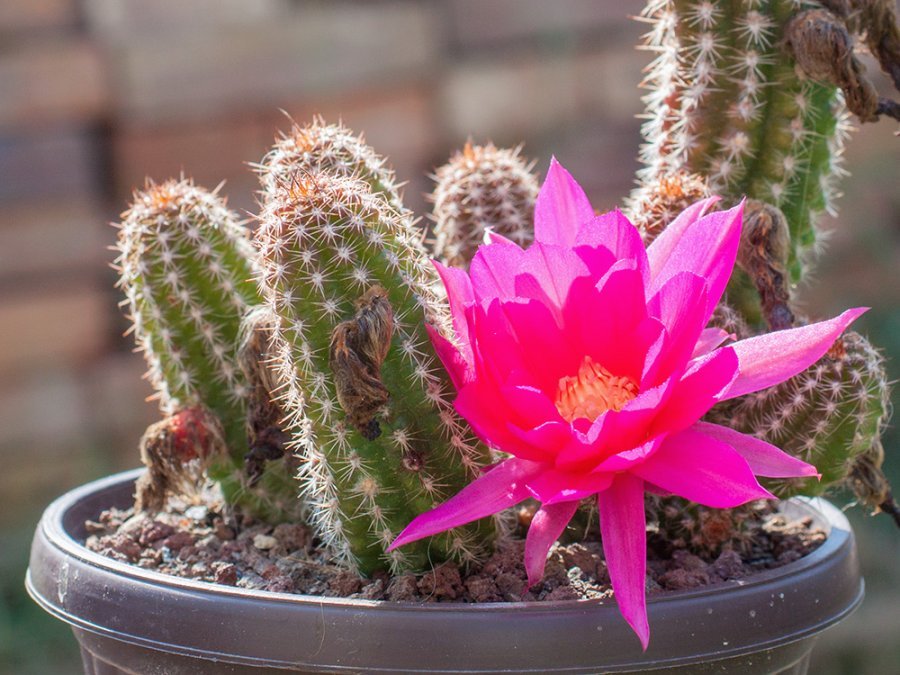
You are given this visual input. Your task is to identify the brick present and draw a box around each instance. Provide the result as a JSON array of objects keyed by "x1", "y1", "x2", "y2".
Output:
[
  {"x1": 107, "y1": 3, "x2": 439, "y2": 122},
  {"x1": 0, "y1": 129, "x2": 99, "y2": 201},
  {"x1": 0, "y1": 39, "x2": 108, "y2": 129},
  {"x1": 440, "y1": 55, "x2": 579, "y2": 142},
  {"x1": 0, "y1": 286, "x2": 112, "y2": 377},
  {"x1": 0, "y1": 199, "x2": 108, "y2": 282},
  {"x1": 83, "y1": 0, "x2": 290, "y2": 36},
  {"x1": 112, "y1": 117, "x2": 273, "y2": 215},
  {"x1": 447, "y1": 0, "x2": 636, "y2": 48},
  {"x1": 574, "y1": 48, "x2": 646, "y2": 122},
  {"x1": 0, "y1": 0, "x2": 77, "y2": 35}
]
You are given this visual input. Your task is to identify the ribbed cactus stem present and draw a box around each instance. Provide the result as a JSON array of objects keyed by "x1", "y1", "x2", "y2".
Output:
[
  {"x1": 256, "y1": 172, "x2": 494, "y2": 574},
  {"x1": 430, "y1": 142, "x2": 539, "y2": 268},
  {"x1": 708, "y1": 330, "x2": 890, "y2": 500},
  {"x1": 258, "y1": 117, "x2": 406, "y2": 213},
  {"x1": 116, "y1": 178, "x2": 299, "y2": 519},
  {"x1": 632, "y1": 0, "x2": 852, "y2": 319}
]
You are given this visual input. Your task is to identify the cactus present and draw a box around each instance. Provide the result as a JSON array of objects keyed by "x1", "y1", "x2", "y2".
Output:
[
  {"x1": 258, "y1": 116, "x2": 406, "y2": 213},
  {"x1": 255, "y1": 170, "x2": 495, "y2": 574},
  {"x1": 630, "y1": 0, "x2": 854, "y2": 324},
  {"x1": 430, "y1": 142, "x2": 539, "y2": 268},
  {"x1": 708, "y1": 330, "x2": 891, "y2": 502},
  {"x1": 116, "y1": 178, "x2": 299, "y2": 520}
]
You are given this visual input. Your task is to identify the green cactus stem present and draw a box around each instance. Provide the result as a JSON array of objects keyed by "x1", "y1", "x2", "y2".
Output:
[
  {"x1": 258, "y1": 117, "x2": 406, "y2": 213},
  {"x1": 255, "y1": 171, "x2": 495, "y2": 575},
  {"x1": 708, "y1": 330, "x2": 890, "y2": 501},
  {"x1": 430, "y1": 141, "x2": 539, "y2": 268},
  {"x1": 631, "y1": 0, "x2": 853, "y2": 324},
  {"x1": 116, "y1": 178, "x2": 299, "y2": 520}
]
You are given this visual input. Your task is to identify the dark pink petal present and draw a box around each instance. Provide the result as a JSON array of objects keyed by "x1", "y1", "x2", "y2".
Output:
[
  {"x1": 525, "y1": 468, "x2": 613, "y2": 504},
  {"x1": 575, "y1": 210, "x2": 650, "y2": 285},
  {"x1": 455, "y1": 381, "x2": 528, "y2": 456},
  {"x1": 598, "y1": 474, "x2": 650, "y2": 650},
  {"x1": 525, "y1": 501, "x2": 580, "y2": 586},
  {"x1": 507, "y1": 420, "x2": 573, "y2": 458},
  {"x1": 534, "y1": 158, "x2": 595, "y2": 246},
  {"x1": 723, "y1": 308, "x2": 868, "y2": 400},
  {"x1": 692, "y1": 421, "x2": 820, "y2": 478},
  {"x1": 469, "y1": 239, "x2": 527, "y2": 303},
  {"x1": 485, "y1": 230, "x2": 521, "y2": 247},
  {"x1": 425, "y1": 323, "x2": 472, "y2": 390},
  {"x1": 573, "y1": 243, "x2": 617, "y2": 280},
  {"x1": 691, "y1": 327, "x2": 732, "y2": 359},
  {"x1": 650, "y1": 348, "x2": 739, "y2": 435},
  {"x1": 497, "y1": 299, "x2": 579, "y2": 392},
  {"x1": 432, "y1": 259, "x2": 475, "y2": 353},
  {"x1": 562, "y1": 264, "x2": 650, "y2": 380},
  {"x1": 596, "y1": 437, "x2": 664, "y2": 473},
  {"x1": 389, "y1": 459, "x2": 540, "y2": 551},
  {"x1": 556, "y1": 380, "x2": 671, "y2": 471},
  {"x1": 643, "y1": 272, "x2": 709, "y2": 386},
  {"x1": 515, "y1": 242, "x2": 591, "y2": 310},
  {"x1": 500, "y1": 385, "x2": 565, "y2": 431},
  {"x1": 648, "y1": 202, "x2": 744, "y2": 319},
  {"x1": 631, "y1": 428, "x2": 774, "y2": 508},
  {"x1": 646, "y1": 196, "x2": 720, "y2": 274}
]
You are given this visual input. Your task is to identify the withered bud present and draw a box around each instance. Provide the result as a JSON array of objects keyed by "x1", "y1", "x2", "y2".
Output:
[
  {"x1": 134, "y1": 406, "x2": 226, "y2": 512},
  {"x1": 237, "y1": 307, "x2": 290, "y2": 483},
  {"x1": 737, "y1": 200, "x2": 795, "y2": 331},
  {"x1": 786, "y1": 9, "x2": 881, "y2": 122},
  {"x1": 330, "y1": 285, "x2": 394, "y2": 440}
]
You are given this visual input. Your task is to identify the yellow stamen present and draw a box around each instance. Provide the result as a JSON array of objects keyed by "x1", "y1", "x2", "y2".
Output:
[{"x1": 554, "y1": 356, "x2": 639, "y2": 423}]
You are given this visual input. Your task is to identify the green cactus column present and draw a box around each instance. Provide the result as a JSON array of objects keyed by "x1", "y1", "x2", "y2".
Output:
[
  {"x1": 116, "y1": 178, "x2": 299, "y2": 520},
  {"x1": 255, "y1": 172, "x2": 495, "y2": 575},
  {"x1": 630, "y1": 0, "x2": 851, "y2": 323},
  {"x1": 430, "y1": 142, "x2": 539, "y2": 268}
]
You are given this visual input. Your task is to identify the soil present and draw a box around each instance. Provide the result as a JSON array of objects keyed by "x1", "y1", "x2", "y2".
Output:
[{"x1": 84, "y1": 498, "x2": 827, "y2": 604}]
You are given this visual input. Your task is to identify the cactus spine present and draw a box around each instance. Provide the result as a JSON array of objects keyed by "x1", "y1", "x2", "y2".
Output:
[
  {"x1": 430, "y1": 142, "x2": 539, "y2": 268},
  {"x1": 630, "y1": 0, "x2": 852, "y2": 321},
  {"x1": 116, "y1": 178, "x2": 299, "y2": 520},
  {"x1": 256, "y1": 171, "x2": 494, "y2": 574}
]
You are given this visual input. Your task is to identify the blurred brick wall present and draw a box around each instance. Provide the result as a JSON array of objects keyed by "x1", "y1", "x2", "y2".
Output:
[{"x1": 0, "y1": 0, "x2": 647, "y2": 528}]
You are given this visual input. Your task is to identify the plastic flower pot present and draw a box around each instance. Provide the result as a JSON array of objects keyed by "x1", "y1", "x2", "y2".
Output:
[{"x1": 27, "y1": 469, "x2": 862, "y2": 674}]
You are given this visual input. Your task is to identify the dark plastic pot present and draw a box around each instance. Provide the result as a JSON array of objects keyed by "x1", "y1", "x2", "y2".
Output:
[{"x1": 28, "y1": 469, "x2": 862, "y2": 674}]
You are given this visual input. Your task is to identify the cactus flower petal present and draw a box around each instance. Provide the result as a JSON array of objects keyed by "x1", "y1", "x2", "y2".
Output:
[
  {"x1": 525, "y1": 500, "x2": 580, "y2": 586},
  {"x1": 598, "y1": 474, "x2": 650, "y2": 651},
  {"x1": 722, "y1": 307, "x2": 868, "y2": 400},
  {"x1": 534, "y1": 157, "x2": 595, "y2": 246},
  {"x1": 692, "y1": 422, "x2": 820, "y2": 479},
  {"x1": 393, "y1": 161, "x2": 862, "y2": 648}
]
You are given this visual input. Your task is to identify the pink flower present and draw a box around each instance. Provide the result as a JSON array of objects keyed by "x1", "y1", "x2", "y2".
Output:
[{"x1": 389, "y1": 159, "x2": 864, "y2": 649}]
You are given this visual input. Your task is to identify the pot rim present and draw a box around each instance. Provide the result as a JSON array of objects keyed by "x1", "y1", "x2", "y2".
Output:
[{"x1": 27, "y1": 468, "x2": 864, "y2": 673}]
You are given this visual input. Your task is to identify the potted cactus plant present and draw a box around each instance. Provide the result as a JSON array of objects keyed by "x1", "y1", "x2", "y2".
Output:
[{"x1": 27, "y1": 1, "x2": 899, "y2": 673}]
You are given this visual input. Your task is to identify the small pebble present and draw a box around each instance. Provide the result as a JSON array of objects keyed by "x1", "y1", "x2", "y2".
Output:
[{"x1": 253, "y1": 534, "x2": 278, "y2": 550}]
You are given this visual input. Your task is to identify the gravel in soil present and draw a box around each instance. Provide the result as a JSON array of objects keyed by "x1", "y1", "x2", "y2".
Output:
[{"x1": 84, "y1": 499, "x2": 826, "y2": 603}]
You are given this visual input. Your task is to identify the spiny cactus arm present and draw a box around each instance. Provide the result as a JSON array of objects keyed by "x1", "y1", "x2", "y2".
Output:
[
  {"x1": 116, "y1": 179, "x2": 299, "y2": 520},
  {"x1": 116, "y1": 179, "x2": 258, "y2": 449},
  {"x1": 707, "y1": 330, "x2": 890, "y2": 502},
  {"x1": 632, "y1": 0, "x2": 853, "y2": 320},
  {"x1": 257, "y1": 116, "x2": 407, "y2": 213},
  {"x1": 256, "y1": 173, "x2": 494, "y2": 575},
  {"x1": 430, "y1": 142, "x2": 539, "y2": 268}
]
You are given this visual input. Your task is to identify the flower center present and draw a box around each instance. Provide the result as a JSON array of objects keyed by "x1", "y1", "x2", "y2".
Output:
[{"x1": 554, "y1": 356, "x2": 639, "y2": 423}]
